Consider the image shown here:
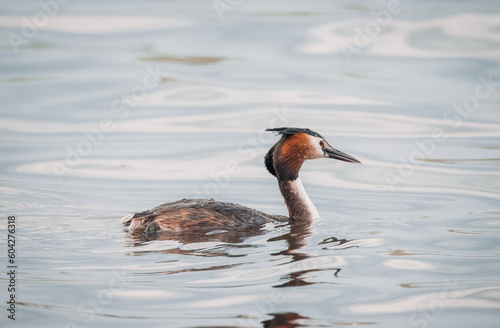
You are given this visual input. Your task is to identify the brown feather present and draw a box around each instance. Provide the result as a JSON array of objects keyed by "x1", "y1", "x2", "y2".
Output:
[
  {"x1": 124, "y1": 199, "x2": 287, "y2": 234},
  {"x1": 273, "y1": 133, "x2": 315, "y2": 181}
]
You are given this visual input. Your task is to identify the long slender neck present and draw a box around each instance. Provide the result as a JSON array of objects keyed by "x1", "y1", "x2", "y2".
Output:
[{"x1": 278, "y1": 177, "x2": 319, "y2": 221}]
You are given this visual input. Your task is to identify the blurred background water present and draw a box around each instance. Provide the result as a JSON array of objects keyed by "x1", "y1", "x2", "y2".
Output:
[{"x1": 1, "y1": 0, "x2": 500, "y2": 327}]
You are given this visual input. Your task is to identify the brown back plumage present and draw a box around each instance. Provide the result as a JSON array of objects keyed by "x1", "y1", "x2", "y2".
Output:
[{"x1": 123, "y1": 198, "x2": 287, "y2": 234}]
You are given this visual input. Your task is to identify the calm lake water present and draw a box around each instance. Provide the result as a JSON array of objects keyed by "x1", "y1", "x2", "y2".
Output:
[{"x1": 1, "y1": 0, "x2": 500, "y2": 327}]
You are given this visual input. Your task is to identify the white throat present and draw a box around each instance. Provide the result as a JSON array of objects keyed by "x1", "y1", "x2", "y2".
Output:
[{"x1": 279, "y1": 177, "x2": 320, "y2": 221}]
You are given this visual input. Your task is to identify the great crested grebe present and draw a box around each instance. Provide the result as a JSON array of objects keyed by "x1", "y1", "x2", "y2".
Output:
[{"x1": 122, "y1": 127, "x2": 360, "y2": 234}]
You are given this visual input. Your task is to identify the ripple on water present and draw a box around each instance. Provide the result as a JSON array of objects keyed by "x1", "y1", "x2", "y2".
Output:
[
  {"x1": 190, "y1": 255, "x2": 346, "y2": 286},
  {"x1": 385, "y1": 259, "x2": 435, "y2": 271},
  {"x1": 449, "y1": 216, "x2": 500, "y2": 235},
  {"x1": 0, "y1": 15, "x2": 194, "y2": 33},
  {"x1": 348, "y1": 286, "x2": 500, "y2": 314},
  {"x1": 300, "y1": 14, "x2": 500, "y2": 59},
  {"x1": 471, "y1": 209, "x2": 500, "y2": 218}
]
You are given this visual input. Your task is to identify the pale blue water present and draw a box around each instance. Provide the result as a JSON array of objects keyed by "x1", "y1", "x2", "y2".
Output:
[{"x1": 1, "y1": 1, "x2": 500, "y2": 327}]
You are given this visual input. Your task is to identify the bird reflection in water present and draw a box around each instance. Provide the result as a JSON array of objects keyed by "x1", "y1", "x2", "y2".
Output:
[
  {"x1": 262, "y1": 312, "x2": 309, "y2": 328},
  {"x1": 271, "y1": 221, "x2": 347, "y2": 288},
  {"x1": 125, "y1": 218, "x2": 350, "y2": 287},
  {"x1": 124, "y1": 224, "x2": 268, "y2": 257},
  {"x1": 124, "y1": 220, "x2": 352, "y2": 327}
]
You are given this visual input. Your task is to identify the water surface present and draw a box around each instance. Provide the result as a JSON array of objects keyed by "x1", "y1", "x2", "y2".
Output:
[{"x1": 1, "y1": 0, "x2": 500, "y2": 327}]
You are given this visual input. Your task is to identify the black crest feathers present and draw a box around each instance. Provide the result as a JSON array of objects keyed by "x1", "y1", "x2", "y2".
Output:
[
  {"x1": 265, "y1": 143, "x2": 277, "y2": 177},
  {"x1": 265, "y1": 127, "x2": 324, "y2": 139}
]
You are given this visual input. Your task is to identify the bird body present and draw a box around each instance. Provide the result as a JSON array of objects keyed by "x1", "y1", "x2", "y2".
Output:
[
  {"x1": 122, "y1": 127, "x2": 360, "y2": 235},
  {"x1": 122, "y1": 198, "x2": 286, "y2": 234}
]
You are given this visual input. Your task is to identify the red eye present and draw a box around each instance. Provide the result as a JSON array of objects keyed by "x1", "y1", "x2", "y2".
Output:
[{"x1": 319, "y1": 140, "x2": 324, "y2": 147}]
